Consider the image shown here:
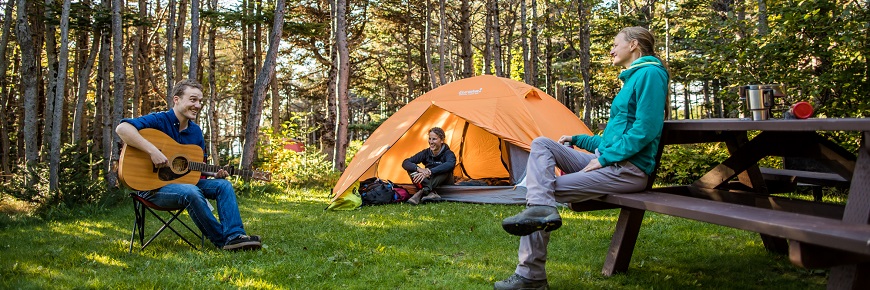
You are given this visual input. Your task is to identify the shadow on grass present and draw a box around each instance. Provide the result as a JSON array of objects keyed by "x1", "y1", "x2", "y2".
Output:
[{"x1": 0, "y1": 189, "x2": 827, "y2": 289}]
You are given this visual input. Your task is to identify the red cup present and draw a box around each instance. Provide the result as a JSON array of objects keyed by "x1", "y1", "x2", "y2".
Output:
[{"x1": 790, "y1": 102, "x2": 813, "y2": 119}]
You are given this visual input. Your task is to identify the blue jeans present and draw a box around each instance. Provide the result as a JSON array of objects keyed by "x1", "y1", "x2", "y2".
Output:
[{"x1": 141, "y1": 178, "x2": 246, "y2": 248}]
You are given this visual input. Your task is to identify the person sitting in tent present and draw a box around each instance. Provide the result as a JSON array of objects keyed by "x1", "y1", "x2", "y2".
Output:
[
  {"x1": 402, "y1": 127, "x2": 456, "y2": 205},
  {"x1": 494, "y1": 26, "x2": 670, "y2": 290}
]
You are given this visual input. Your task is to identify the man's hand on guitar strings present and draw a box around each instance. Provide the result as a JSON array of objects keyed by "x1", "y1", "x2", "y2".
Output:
[{"x1": 151, "y1": 151, "x2": 169, "y2": 168}]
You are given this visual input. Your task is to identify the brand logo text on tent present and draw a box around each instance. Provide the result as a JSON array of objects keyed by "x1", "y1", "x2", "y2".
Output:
[{"x1": 458, "y1": 88, "x2": 483, "y2": 96}]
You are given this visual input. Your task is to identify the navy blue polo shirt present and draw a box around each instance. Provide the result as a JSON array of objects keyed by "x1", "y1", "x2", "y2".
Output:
[{"x1": 120, "y1": 109, "x2": 207, "y2": 160}]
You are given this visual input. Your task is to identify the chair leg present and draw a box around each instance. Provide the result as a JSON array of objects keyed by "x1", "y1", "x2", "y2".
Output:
[
  {"x1": 141, "y1": 208, "x2": 199, "y2": 250},
  {"x1": 129, "y1": 199, "x2": 145, "y2": 253}
]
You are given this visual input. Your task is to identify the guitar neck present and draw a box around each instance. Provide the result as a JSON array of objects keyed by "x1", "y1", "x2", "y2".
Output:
[{"x1": 189, "y1": 162, "x2": 256, "y2": 179}]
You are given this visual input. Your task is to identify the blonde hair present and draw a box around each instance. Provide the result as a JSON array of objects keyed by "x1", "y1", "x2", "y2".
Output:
[{"x1": 618, "y1": 27, "x2": 671, "y2": 119}]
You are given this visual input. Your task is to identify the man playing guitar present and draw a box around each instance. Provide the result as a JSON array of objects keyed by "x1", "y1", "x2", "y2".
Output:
[{"x1": 116, "y1": 79, "x2": 262, "y2": 251}]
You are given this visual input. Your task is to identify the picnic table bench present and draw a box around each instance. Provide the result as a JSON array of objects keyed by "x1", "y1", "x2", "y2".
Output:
[{"x1": 570, "y1": 118, "x2": 870, "y2": 289}]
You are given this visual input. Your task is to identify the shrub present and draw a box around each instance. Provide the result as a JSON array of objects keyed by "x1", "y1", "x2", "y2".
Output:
[
  {"x1": 0, "y1": 142, "x2": 121, "y2": 213},
  {"x1": 257, "y1": 123, "x2": 340, "y2": 189}
]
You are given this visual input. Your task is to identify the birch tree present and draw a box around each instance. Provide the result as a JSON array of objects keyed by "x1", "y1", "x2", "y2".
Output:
[
  {"x1": 241, "y1": 0, "x2": 286, "y2": 169},
  {"x1": 16, "y1": 0, "x2": 38, "y2": 185},
  {"x1": 109, "y1": 0, "x2": 125, "y2": 187},
  {"x1": 49, "y1": 0, "x2": 71, "y2": 193}
]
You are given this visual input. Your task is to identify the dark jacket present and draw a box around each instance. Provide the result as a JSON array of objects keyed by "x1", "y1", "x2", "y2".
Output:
[{"x1": 402, "y1": 144, "x2": 456, "y2": 175}]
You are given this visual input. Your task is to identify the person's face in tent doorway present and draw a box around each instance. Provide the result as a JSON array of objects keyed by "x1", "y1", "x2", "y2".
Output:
[{"x1": 428, "y1": 131, "x2": 444, "y2": 153}]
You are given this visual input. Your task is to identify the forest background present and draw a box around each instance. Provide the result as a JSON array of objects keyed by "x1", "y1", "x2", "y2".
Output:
[{"x1": 0, "y1": 0, "x2": 868, "y2": 211}]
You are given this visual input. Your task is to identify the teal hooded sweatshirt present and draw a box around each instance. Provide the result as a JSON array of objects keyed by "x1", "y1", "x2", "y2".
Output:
[{"x1": 571, "y1": 56, "x2": 669, "y2": 175}]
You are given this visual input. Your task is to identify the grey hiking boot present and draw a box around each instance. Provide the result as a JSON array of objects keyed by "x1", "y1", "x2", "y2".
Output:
[
  {"x1": 501, "y1": 205, "x2": 562, "y2": 236},
  {"x1": 407, "y1": 189, "x2": 427, "y2": 205},
  {"x1": 421, "y1": 191, "x2": 442, "y2": 203},
  {"x1": 494, "y1": 273, "x2": 548, "y2": 290}
]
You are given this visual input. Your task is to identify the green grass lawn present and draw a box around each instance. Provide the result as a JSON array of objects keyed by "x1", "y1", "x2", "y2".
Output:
[{"x1": 0, "y1": 187, "x2": 826, "y2": 289}]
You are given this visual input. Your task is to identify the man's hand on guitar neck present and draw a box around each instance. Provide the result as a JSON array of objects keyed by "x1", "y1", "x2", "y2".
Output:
[{"x1": 202, "y1": 169, "x2": 230, "y2": 179}]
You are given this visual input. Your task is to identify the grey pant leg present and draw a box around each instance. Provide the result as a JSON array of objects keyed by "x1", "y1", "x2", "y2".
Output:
[
  {"x1": 525, "y1": 137, "x2": 597, "y2": 207},
  {"x1": 516, "y1": 231, "x2": 550, "y2": 280},
  {"x1": 516, "y1": 137, "x2": 649, "y2": 280}
]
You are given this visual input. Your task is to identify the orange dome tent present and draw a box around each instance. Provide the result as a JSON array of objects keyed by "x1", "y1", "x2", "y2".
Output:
[{"x1": 331, "y1": 75, "x2": 592, "y2": 204}]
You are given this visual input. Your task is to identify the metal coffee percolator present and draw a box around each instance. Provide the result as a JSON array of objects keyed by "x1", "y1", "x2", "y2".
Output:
[{"x1": 738, "y1": 84, "x2": 786, "y2": 120}]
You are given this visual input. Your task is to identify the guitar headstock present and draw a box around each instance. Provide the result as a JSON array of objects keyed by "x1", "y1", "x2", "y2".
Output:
[{"x1": 252, "y1": 170, "x2": 272, "y2": 182}]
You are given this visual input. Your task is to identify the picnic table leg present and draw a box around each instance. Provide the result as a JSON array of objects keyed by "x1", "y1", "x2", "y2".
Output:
[
  {"x1": 602, "y1": 207, "x2": 645, "y2": 276},
  {"x1": 827, "y1": 131, "x2": 870, "y2": 289}
]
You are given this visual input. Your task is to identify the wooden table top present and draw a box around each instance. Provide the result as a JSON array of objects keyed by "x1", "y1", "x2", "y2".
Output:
[{"x1": 663, "y1": 118, "x2": 870, "y2": 131}]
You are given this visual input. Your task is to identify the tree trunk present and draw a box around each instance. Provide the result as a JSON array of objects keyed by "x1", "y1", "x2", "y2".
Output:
[
  {"x1": 544, "y1": 0, "x2": 552, "y2": 95},
  {"x1": 0, "y1": 0, "x2": 15, "y2": 174},
  {"x1": 73, "y1": 31, "x2": 99, "y2": 144},
  {"x1": 578, "y1": 0, "x2": 592, "y2": 124},
  {"x1": 16, "y1": 0, "x2": 38, "y2": 185},
  {"x1": 460, "y1": 0, "x2": 472, "y2": 78},
  {"x1": 683, "y1": 83, "x2": 690, "y2": 119},
  {"x1": 206, "y1": 0, "x2": 220, "y2": 166},
  {"x1": 165, "y1": 0, "x2": 176, "y2": 104},
  {"x1": 424, "y1": 0, "x2": 438, "y2": 88},
  {"x1": 333, "y1": 0, "x2": 349, "y2": 171},
  {"x1": 437, "y1": 0, "x2": 446, "y2": 84},
  {"x1": 188, "y1": 0, "x2": 200, "y2": 80},
  {"x1": 492, "y1": 0, "x2": 503, "y2": 77},
  {"x1": 529, "y1": 0, "x2": 538, "y2": 86},
  {"x1": 405, "y1": 2, "x2": 413, "y2": 98},
  {"x1": 109, "y1": 0, "x2": 125, "y2": 188},
  {"x1": 241, "y1": 0, "x2": 285, "y2": 169},
  {"x1": 174, "y1": 0, "x2": 187, "y2": 83},
  {"x1": 270, "y1": 74, "x2": 280, "y2": 134},
  {"x1": 99, "y1": 29, "x2": 111, "y2": 179},
  {"x1": 320, "y1": 0, "x2": 337, "y2": 164},
  {"x1": 48, "y1": 0, "x2": 71, "y2": 193},
  {"x1": 483, "y1": 0, "x2": 492, "y2": 75},
  {"x1": 131, "y1": 1, "x2": 141, "y2": 116},
  {"x1": 757, "y1": 0, "x2": 769, "y2": 36},
  {"x1": 521, "y1": 0, "x2": 529, "y2": 83},
  {"x1": 44, "y1": 0, "x2": 60, "y2": 158}
]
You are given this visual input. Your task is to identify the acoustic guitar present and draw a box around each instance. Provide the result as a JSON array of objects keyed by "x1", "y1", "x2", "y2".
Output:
[{"x1": 118, "y1": 128, "x2": 272, "y2": 191}]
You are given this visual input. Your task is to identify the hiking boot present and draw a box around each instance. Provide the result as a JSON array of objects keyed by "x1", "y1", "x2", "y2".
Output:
[
  {"x1": 501, "y1": 205, "x2": 562, "y2": 236},
  {"x1": 494, "y1": 273, "x2": 548, "y2": 290},
  {"x1": 407, "y1": 189, "x2": 427, "y2": 205},
  {"x1": 222, "y1": 235, "x2": 262, "y2": 251},
  {"x1": 421, "y1": 191, "x2": 442, "y2": 203}
]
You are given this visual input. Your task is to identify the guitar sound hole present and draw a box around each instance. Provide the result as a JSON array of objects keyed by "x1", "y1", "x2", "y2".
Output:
[{"x1": 171, "y1": 157, "x2": 189, "y2": 174}]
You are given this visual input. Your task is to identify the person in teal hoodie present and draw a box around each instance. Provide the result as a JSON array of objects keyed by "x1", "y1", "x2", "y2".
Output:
[{"x1": 495, "y1": 26, "x2": 670, "y2": 290}]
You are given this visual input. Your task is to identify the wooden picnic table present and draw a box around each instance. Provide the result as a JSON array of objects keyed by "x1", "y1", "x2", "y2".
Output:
[{"x1": 570, "y1": 118, "x2": 870, "y2": 289}]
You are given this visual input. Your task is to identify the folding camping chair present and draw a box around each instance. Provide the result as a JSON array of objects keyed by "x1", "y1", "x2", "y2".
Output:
[{"x1": 129, "y1": 192, "x2": 205, "y2": 252}]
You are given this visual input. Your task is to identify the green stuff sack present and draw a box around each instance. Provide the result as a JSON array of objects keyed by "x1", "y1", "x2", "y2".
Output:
[{"x1": 326, "y1": 181, "x2": 362, "y2": 211}]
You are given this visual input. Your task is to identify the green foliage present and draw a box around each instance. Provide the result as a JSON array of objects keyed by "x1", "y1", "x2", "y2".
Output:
[
  {"x1": 657, "y1": 143, "x2": 730, "y2": 186},
  {"x1": 0, "y1": 142, "x2": 121, "y2": 213},
  {"x1": 257, "y1": 122, "x2": 340, "y2": 189}
]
